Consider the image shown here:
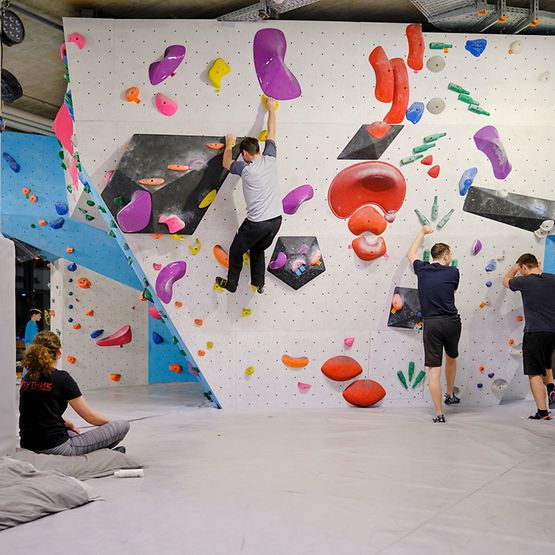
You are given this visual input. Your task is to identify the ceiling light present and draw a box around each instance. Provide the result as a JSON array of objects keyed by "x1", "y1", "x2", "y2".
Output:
[{"x1": 1, "y1": 8, "x2": 25, "y2": 46}]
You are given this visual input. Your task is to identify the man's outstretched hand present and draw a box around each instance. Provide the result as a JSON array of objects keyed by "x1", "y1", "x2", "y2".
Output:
[
  {"x1": 225, "y1": 134, "x2": 236, "y2": 149},
  {"x1": 265, "y1": 97, "x2": 277, "y2": 112}
]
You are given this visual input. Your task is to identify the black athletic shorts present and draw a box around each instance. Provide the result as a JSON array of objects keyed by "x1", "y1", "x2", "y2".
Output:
[
  {"x1": 522, "y1": 332, "x2": 555, "y2": 376},
  {"x1": 422, "y1": 314, "x2": 462, "y2": 368}
]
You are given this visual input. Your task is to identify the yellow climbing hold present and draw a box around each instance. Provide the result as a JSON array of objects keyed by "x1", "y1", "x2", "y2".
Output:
[
  {"x1": 208, "y1": 58, "x2": 231, "y2": 93},
  {"x1": 261, "y1": 94, "x2": 279, "y2": 110},
  {"x1": 250, "y1": 285, "x2": 258, "y2": 293},
  {"x1": 258, "y1": 130, "x2": 268, "y2": 142},
  {"x1": 188, "y1": 238, "x2": 201, "y2": 256},
  {"x1": 245, "y1": 366, "x2": 255, "y2": 376},
  {"x1": 214, "y1": 282, "x2": 225, "y2": 292},
  {"x1": 206, "y1": 341, "x2": 214, "y2": 350},
  {"x1": 170, "y1": 234, "x2": 185, "y2": 241},
  {"x1": 199, "y1": 189, "x2": 217, "y2": 209},
  {"x1": 242, "y1": 308, "x2": 252, "y2": 317},
  {"x1": 243, "y1": 253, "x2": 250, "y2": 266}
]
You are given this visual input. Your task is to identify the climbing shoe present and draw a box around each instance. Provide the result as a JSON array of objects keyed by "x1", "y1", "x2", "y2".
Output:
[
  {"x1": 444, "y1": 393, "x2": 460, "y2": 405},
  {"x1": 215, "y1": 277, "x2": 236, "y2": 293},
  {"x1": 432, "y1": 414, "x2": 446, "y2": 423},
  {"x1": 528, "y1": 411, "x2": 551, "y2": 420}
]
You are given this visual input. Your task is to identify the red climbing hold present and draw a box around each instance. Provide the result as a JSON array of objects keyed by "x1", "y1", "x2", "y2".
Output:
[
  {"x1": 368, "y1": 46, "x2": 394, "y2": 103},
  {"x1": 384, "y1": 58, "x2": 409, "y2": 124},
  {"x1": 347, "y1": 206, "x2": 387, "y2": 236},
  {"x1": 366, "y1": 121, "x2": 391, "y2": 139},
  {"x1": 321, "y1": 355, "x2": 363, "y2": 382},
  {"x1": 343, "y1": 379, "x2": 386, "y2": 407},
  {"x1": 427, "y1": 165, "x2": 440, "y2": 178},
  {"x1": 421, "y1": 155, "x2": 433, "y2": 166},
  {"x1": 96, "y1": 325, "x2": 132, "y2": 347},
  {"x1": 352, "y1": 236, "x2": 387, "y2": 261},
  {"x1": 406, "y1": 24, "x2": 424, "y2": 72}
]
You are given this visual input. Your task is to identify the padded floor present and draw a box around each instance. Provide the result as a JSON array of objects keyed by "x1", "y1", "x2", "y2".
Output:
[{"x1": 3, "y1": 384, "x2": 555, "y2": 554}]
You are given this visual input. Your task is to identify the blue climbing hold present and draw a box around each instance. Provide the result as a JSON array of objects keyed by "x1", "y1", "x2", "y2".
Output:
[
  {"x1": 465, "y1": 39, "x2": 487, "y2": 58},
  {"x1": 68, "y1": 304, "x2": 73, "y2": 309},
  {"x1": 68, "y1": 317, "x2": 73, "y2": 323},
  {"x1": 459, "y1": 167, "x2": 478, "y2": 196},
  {"x1": 68, "y1": 291, "x2": 73, "y2": 296},
  {"x1": 485, "y1": 281, "x2": 492, "y2": 288},
  {"x1": 67, "y1": 262, "x2": 77, "y2": 272},
  {"x1": 50, "y1": 217, "x2": 65, "y2": 230},
  {"x1": 90, "y1": 329, "x2": 104, "y2": 339},
  {"x1": 406, "y1": 102, "x2": 425, "y2": 124},
  {"x1": 477, "y1": 383, "x2": 483, "y2": 389},
  {"x1": 485, "y1": 259, "x2": 497, "y2": 272},
  {"x1": 68, "y1": 278, "x2": 73, "y2": 283},
  {"x1": 55, "y1": 201, "x2": 69, "y2": 215},
  {"x1": 152, "y1": 331, "x2": 164, "y2": 344},
  {"x1": 2, "y1": 152, "x2": 20, "y2": 173}
]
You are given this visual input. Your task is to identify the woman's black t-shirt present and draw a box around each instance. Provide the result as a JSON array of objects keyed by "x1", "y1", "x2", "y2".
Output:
[{"x1": 19, "y1": 369, "x2": 82, "y2": 451}]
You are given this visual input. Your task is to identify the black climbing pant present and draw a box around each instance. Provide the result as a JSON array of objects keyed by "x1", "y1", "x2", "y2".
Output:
[{"x1": 226, "y1": 216, "x2": 282, "y2": 291}]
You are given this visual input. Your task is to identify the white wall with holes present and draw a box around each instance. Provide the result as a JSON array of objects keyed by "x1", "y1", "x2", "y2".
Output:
[
  {"x1": 50, "y1": 259, "x2": 149, "y2": 390},
  {"x1": 64, "y1": 18, "x2": 555, "y2": 408}
]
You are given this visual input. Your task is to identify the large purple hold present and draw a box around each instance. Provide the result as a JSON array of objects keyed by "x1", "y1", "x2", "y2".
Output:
[
  {"x1": 155, "y1": 261, "x2": 187, "y2": 304},
  {"x1": 269, "y1": 252, "x2": 287, "y2": 270},
  {"x1": 473, "y1": 126, "x2": 512, "y2": 180},
  {"x1": 117, "y1": 190, "x2": 152, "y2": 233},
  {"x1": 282, "y1": 184, "x2": 314, "y2": 215},
  {"x1": 149, "y1": 45, "x2": 186, "y2": 86},
  {"x1": 253, "y1": 29, "x2": 301, "y2": 101}
]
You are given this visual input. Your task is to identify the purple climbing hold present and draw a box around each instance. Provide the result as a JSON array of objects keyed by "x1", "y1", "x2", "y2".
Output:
[
  {"x1": 155, "y1": 261, "x2": 187, "y2": 304},
  {"x1": 149, "y1": 45, "x2": 186, "y2": 86},
  {"x1": 473, "y1": 126, "x2": 512, "y2": 180},
  {"x1": 253, "y1": 28, "x2": 302, "y2": 101},
  {"x1": 282, "y1": 184, "x2": 314, "y2": 215},
  {"x1": 55, "y1": 201, "x2": 69, "y2": 215},
  {"x1": 488, "y1": 372, "x2": 495, "y2": 378},
  {"x1": 472, "y1": 239, "x2": 482, "y2": 256},
  {"x1": 269, "y1": 251, "x2": 287, "y2": 270},
  {"x1": 117, "y1": 190, "x2": 152, "y2": 233},
  {"x1": 485, "y1": 259, "x2": 497, "y2": 272},
  {"x1": 50, "y1": 217, "x2": 65, "y2": 229}
]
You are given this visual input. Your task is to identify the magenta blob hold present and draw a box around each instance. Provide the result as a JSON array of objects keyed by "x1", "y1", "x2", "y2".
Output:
[
  {"x1": 473, "y1": 126, "x2": 512, "y2": 180},
  {"x1": 253, "y1": 28, "x2": 301, "y2": 101},
  {"x1": 117, "y1": 190, "x2": 152, "y2": 233},
  {"x1": 149, "y1": 45, "x2": 186, "y2": 86},
  {"x1": 268, "y1": 252, "x2": 287, "y2": 270},
  {"x1": 155, "y1": 261, "x2": 187, "y2": 304},
  {"x1": 282, "y1": 184, "x2": 314, "y2": 215}
]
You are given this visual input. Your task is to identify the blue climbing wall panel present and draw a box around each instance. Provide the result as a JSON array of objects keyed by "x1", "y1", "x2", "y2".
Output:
[{"x1": 544, "y1": 236, "x2": 555, "y2": 274}]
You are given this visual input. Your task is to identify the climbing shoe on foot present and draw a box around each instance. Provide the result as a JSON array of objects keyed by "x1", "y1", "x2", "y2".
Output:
[
  {"x1": 444, "y1": 393, "x2": 460, "y2": 405},
  {"x1": 215, "y1": 277, "x2": 236, "y2": 293},
  {"x1": 528, "y1": 411, "x2": 551, "y2": 420},
  {"x1": 432, "y1": 414, "x2": 446, "y2": 423}
]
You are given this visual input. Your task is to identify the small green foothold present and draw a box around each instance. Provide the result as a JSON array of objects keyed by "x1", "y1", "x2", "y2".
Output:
[
  {"x1": 108, "y1": 230, "x2": 116, "y2": 237},
  {"x1": 83, "y1": 186, "x2": 91, "y2": 193},
  {"x1": 448, "y1": 82, "x2": 470, "y2": 95},
  {"x1": 413, "y1": 143, "x2": 436, "y2": 154},
  {"x1": 123, "y1": 243, "x2": 129, "y2": 250},
  {"x1": 66, "y1": 185, "x2": 72, "y2": 193},
  {"x1": 408, "y1": 361, "x2": 415, "y2": 382},
  {"x1": 85, "y1": 215, "x2": 95, "y2": 221},
  {"x1": 86, "y1": 200, "x2": 95, "y2": 207},
  {"x1": 423, "y1": 249, "x2": 430, "y2": 263},
  {"x1": 430, "y1": 42, "x2": 453, "y2": 50},
  {"x1": 127, "y1": 257, "x2": 133, "y2": 265},
  {"x1": 203, "y1": 391, "x2": 213, "y2": 401},
  {"x1": 98, "y1": 206, "x2": 106, "y2": 213},
  {"x1": 412, "y1": 370, "x2": 426, "y2": 388},
  {"x1": 179, "y1": 349, "x2": 187, "y2": 357},
  {"x1": 110, "y1": 220, "x2": 117, "y2": 228},
  {"x1": 56, "y1": 329, "x2": 62, "y2": 337},
  {"x1": 397, "y1": 371, "x2": 408, "y2": 389},
  {"x1": 114, "y1": 196, "x2": 125, "y2": 206},
  {"x1": 61, "y1": 163, "x2": 67, "y2": 170},
  {"x1": 143, "y1": 289, "x2": 153, "y2": 301},
  {"x1": 423, "y1": 133, "x2": 447, "y2": 143},
  {"x1": 172, "y1": 336, "x2": 179, "y2": 345},
  {"x1": 437, "y1": 208, "x2": 455, "y2": 230},
  {"x1": 431, "y1": 196, "x2": 439, "y2": 221},
  {"x1": 78, "y1": 207, "x2": 87, "y2": 214},
  {"x1": 401, "y1": 154, "x2": 424, "y2": 165},
  {"x1": 58, "y1": 151, "x2": 65, "y2": 160},
  {"x1": 458, "y1": 93, "x2": 480, "y2": 105},
  {"x1": 451, "y1": 259, "x2": 458, "y2": 268},
  {"x1": 30, "y1": 224, "x2": 36, "y2": 229},
  {"x1": 468, "y1": 105, "x2": 490, "y2": 116},
  {"x1": 415, "y1": 208, "x2": 431, "y2": 226}
]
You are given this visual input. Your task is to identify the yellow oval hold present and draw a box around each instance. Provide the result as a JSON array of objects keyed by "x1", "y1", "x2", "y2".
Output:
[
  {"x1": 199, "y1": 189, "x2": 217, "y2": 209},
  {"x1": 261, "y1": 94, "x2": 279, "y2": 110},
  {"x1": 206, "y1": 341, "x2": 214, "y2": 350},
  {"x1": 258, "y1": 130, "x2": 268, "y2": 141},
  {"x1": 245, "y1": 366, "x2": 255, "y2": 376}
]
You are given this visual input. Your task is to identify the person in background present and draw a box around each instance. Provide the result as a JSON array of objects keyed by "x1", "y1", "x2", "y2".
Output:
[
  {"x1": 503, "y1": 253, "x2": 555, "y2": 420},
  {"x1": 19, "y1": 331, "x2": 130, "y2": 455},
  {"x1": 24, "y1": 308, "x2": 42, "y2": 346},
  {"x1": 216, "y1": 96, "x2": 282, "y2": 294},
  {"x1": 407, "y1": 226, "x2": 462, "y2": 423}
]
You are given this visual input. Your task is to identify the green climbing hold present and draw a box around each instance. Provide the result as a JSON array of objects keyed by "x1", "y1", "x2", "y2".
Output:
[
  {"x1": 397, "y1": 370, "x2": 408, "y2": 389},
  {"x1": 458, "y1": 94, "x2": 480, "y2": 105},
  {"x1": 172, "y1": 336, "x2": 179, "y2": 345},
  {"x1": 58, "y1": 151, "x2": 64, "y2": 159},
  {"x1": 86, "y1": 200, "x2": 95, "y2": 207},
  {"x1": 143, "y1": 289, "x2": 153, "y2": 301},
  {"x1": 78, "y1": 208, "x2": 87, "y2": 214},
  {"x1": 408, "y1": 361, "x2": 415, "y2": 382},
  {"x1": 431, "y1": 195, "x2": 439, "y2": 221},
  {"x1": 423, "y1": 132, "x2": 446, "y2": 143},
  {"x1": 127, "y1": 257, "x2": 133, "y2": 265},
  {"x1": 430, "y1": 42, "x2": 453, "y2": 50},
  {"x1": 412, "y1": 370, "x2": 426, "y2": 388},
  {"x1": 114, "y1": 196, "x2": 125, "y2": 206},
  {"x1": 108, "y1": 230, "x2": 116, "y2": 237},
  {"x1": 83, "y1": 186, "x2": 91, "y2": 193},
  {"x1": 123, "y1": 243, "x2": 129, "y2": 250},
  {"x1": 61, "y1": 163, "x2": 67, "y2": 170},
  {"x1": 436, "y1": 208, "x2": 454, "y2": 230},
  {"x1": 30, "y1": 224, "x2": 36, "y2": 229},
  {"x1": 203, "y1": 391, "x2": 213, "y2": 401},
  {"x1": 413, "y1": 143, "x2": 436, "y2": 154},
  {"x1": 85, "y1": 215, "x2": 95, "y2": 221},
  {"x1": 56, "y1": 329, "x2": 62, "y2": 337},
  {"x1": 179, "y1": 349, "x2": 186, "y2": 357},
  {"x1": 110, "y1": 220, "x2": 117, "y2": 228},
  {"x1": 448, "y1": 82, "x2": 469, "y2": 95},
  {"x1": 98, "y1": 206, "x2": 106, "y2": 213},
  {"x1": 415, "y1": 208, "x2": 431, "y2": 226},
  {"x1": 66, "y1": 185, "x2": 72, "y2": 193},
  {"x1": 468, "y1": 105, "x2": 490, "y2": 116},
  {"x1": 401, "y1": 154, "x2": 423, "y2": 165},
  {"x1": 423, "y1": 249, "x2": 430, "y2": 263},
  {"x1": 451, "y1": 259, "x2": 458, "y2": 268}
]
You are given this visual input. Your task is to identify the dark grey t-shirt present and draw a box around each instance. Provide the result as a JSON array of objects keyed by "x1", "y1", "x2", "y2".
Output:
[
  {"x1": 229, "y1": 140, "x2": 282, "y2": 223},
  {"x1": 509, "y1": 273, "x2": 555, "y2": 333},
  {"x1": 413, "y1": 260, "x2": 460, "y2": 317}
]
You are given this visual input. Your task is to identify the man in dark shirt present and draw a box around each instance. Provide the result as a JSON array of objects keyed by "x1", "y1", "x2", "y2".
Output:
[
  {"x1": 407, "y1": 226, "x2": 462, "y2": 423},
  {"x1": 503, "y1": 253, "x2": 555, "y2": 420}
]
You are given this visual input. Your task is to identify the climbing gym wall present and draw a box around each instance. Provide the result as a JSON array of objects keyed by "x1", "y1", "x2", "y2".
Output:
[{"x1": 63, "y1": 18, "x2": 554, "y2": 408}]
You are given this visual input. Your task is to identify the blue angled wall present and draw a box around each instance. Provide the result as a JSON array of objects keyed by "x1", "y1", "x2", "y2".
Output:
[{"x1": 544, "y1": 236, "x2": 555, "y2": 274}]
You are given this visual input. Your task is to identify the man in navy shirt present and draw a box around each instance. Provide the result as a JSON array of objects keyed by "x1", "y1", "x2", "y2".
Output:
[
  {"x1": 503, "y1": 253, "x2": 555, "y2": 420},
  {"x1": 407, "y1": 226, "x2": 461, "y2": 423}
]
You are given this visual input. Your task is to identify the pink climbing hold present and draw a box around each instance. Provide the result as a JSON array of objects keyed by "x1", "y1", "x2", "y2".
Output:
[
  {"x1": 59, "y1": 42, "x2": 67, "y2": 59},
  {"x1": 155, "y1": 261, "x2": 187, "y2": 304},
  {"x1": 158, "y1": 215, "x2": 185, "y2": 233},
  {"x1": 427, "y1": 165, "x2": 440, "y2": 178},
  {"x1": 148, "y1": 306, "x2": 162, "y2": 320},
  {"x1": 149, "y1": 45, "x2": 186, "y2": 86},
  {"x1": 344, "y1": 337, "x2": 355, "y2": 347},
  {"x1": 104, "y1": 170, "x2": 115, "y2": 184},
  {"x1": 52, "y1": 103, "x2": 74, "y2": 155},
  {"x1": 367, "y1": 121, "x2": 391, "y2": 139},
  {"x1": 153, "y1": 263, "x2": 162, "y2": 271},
  {"x1": 117, "y1": 190, "x2": 152, "y2": 233},
  {"x1": 155, "y1": 93, "x2": 178, "y2": 117},
  {"x1": 67, "y1": 32, "x2": 86, "y2": 49},
  {"x1": 282, "y1": 184, "x2": 314, "y2": 215},
  {"x1": 96, "y1": 325, "x2": 132, "y2": 347},
  {"x1": 297, "y1": 382, "x2": 312, "y2": 391}
]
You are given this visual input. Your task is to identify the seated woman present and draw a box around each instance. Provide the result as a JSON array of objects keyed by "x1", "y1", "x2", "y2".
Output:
[{"x1": 19, "y1": 331, "x2": 130, "y2": 456}]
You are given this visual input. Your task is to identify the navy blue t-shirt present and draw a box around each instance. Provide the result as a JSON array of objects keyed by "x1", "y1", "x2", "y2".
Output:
[
  {"x1": 413, "y1": 260, "x2": 460, "y2": 317},
  {"x1": 509, "y1": 273, "x2": 555, "y2": 333}
]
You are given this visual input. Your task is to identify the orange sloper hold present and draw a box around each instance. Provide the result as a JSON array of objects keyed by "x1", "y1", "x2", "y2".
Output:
[
  {"x1": 347, "y1": 206, "x2": 387, "y2": 236},
  {"x1": 352, "y1": 236, "x2": 386, "y2": 261},
  {"x1": 206, "y1": 143, "x2": 225, "y2": 150},
  {"x1": 368, "y1": 46, "x2": 393, "y2": 103},
  {"x1": 169, "y1": 364, "x2": 183, "y2": 373},
  {"x1": 321, "y1": 355, "x2": 363, "y2": 382},
  {"x1": 384, "y1": 58, "x2": 409, "y2": 124},
  {"x1": 85, "y1": 310, "x2": 94, "y2": 316},
  {"x1": 194, "y1": 319, "x2": 203, "y2": 326},
  {"x1": 77, "y1": 278, "x2": 91, "y2": 289},
  {"x1": 213, "y1": 245, "x2": 230, "y2": 269},
  {"x1": 281, "y1": 355, "x2": 309, "y2": 368},
  {"x1": 38, "y1": 219, "x2": 48, "y2": 227},
  {"x1": 328, "y1": 161, "x2": 406, "y2": 219},
  {"x1": 406, "y1": 24, "x2": 424, "y2": 71},
  {"x1": 66, "y1": 356, "x2": 76, "y2": 364},
  {"x1": 367, "y1": 121, "x2": 391, "y2": 139},
  {"x1": 138, "y1": 177, "x2": 165, "y2": 186},
  {"x1": 175, "y1": 301, "x2": 183, "y2": 308},
  {"x1": 110, "y1": 373, "x2": 121, "y2": 382},
  {"x1": 343, "y1": 379, "x2": 386, "y2": 407},
  {"x1": 198, "y1": 350, "x2": 206, "y2": 357},
  {"x1": 72, "y1": 323, "x2": 81, "y2": 330}
]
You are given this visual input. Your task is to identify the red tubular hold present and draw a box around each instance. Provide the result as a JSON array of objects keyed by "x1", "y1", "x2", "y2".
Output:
[
  {"x1": 368, "y1": 46, "x2": 394, "y2": 103},
  {"x1": 384, "y1": 58, "x2": 409, "y2": 124},
  {"x1": 406, "y1": 24, "x2": 424, "y2": 71}
]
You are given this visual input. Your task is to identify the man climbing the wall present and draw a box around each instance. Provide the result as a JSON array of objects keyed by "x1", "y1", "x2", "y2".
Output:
[
  {"x1": 216, "y1": 97, "x2": 282, "y2": 294},
  {"x1": 407, "y1": 226, "x2": 462, "y2": 423},
  {"x1": 503, "y1": 254, "x2": 555, "y2": 420}
]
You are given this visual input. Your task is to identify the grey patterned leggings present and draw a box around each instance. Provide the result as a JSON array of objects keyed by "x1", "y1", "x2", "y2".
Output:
[{"x1": 40, "y1": 420, "x2": 130, "y2": 456}]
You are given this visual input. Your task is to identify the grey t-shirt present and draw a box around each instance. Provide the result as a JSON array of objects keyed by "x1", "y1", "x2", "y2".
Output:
[
  {"x1": 509, "y1": 273, "x2": 555, "y2": 333},
  {"x1": 229, "y1": 139, "x2": 282, "y2": 223}
]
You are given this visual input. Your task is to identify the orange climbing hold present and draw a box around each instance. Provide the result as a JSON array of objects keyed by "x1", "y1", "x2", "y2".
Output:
[
  {"x1": 368, "y1": 46, "x2": 394, "y2": 103},
  {"x1": 406, "y1": 24, "x2": 424, "y2": 72},
  {"x1": 175, "y1": 301, "x2": 183, "y2": 308},
  {"x1": 22, "y1": 187, "x2": 30, "y2": 195},
  {"x1": 66, "y1": 246, "x2": 74, "y2": 253},
  {"x1": 169, "y1": 364, "x2": 183, "y2": 373},
  {"x1": 343, "y1": 379, "x2": 386, "y2": 407},
  {"x1": 72, "y1": 323, "x2": 81, "y2": 330},
  {"x1": 38, "y1": 219, "x2": 47, "y2": 227},
  {"x1": 321, "y1": 355, "x2": 363, "y2": 382},
  {"x1": 479, "y1": 365, "x2": 485, "y2": 373},
  {"x1": 167, "y1": 164, "x2": 189, "y2": 171},
  {"x1": 194, "y1": 319, "x2": 203, "y2": 326},
  {"x1": 281, "y1": 355, "x2": 309, "y2": 368},
  {"x1": 213, "y1": 245, "x2": 230, "y2": 268},
  {"x1": 517, "y1": 315, "x2": 523, "y2": 322},
  {"x1": 206, "y1": 143, "x2": 225, "y2": 150},
  {"x1": 508, "y1": 338, "x2": 515, "y2": 345},
  {"x1": 29, "y1": 194, "x2": 37, "y2": 203},
  {"x1": 85, "y1": 310, "x2": 94, "y2": 316},
  {"x1": 198, "y1": 350, "x2": 206, "y2": 357},
  {"x1": 110, "y1": 373, "x2": 121, "y2": 382},
  {"x1": 77, "y1": 278, "x2": 91, "y2": 289},
  {"x1": 66, "y1": 356, "x2": 76, "y2": 364},
  {"x1": 347, "y1": 206, "x2": 387, "y2": 236},
  {"x1": 352, "y1": 236, "x2": 386, "y2": 261},
  {"x1": 366, "y1": 121, "x2": 391, "y2": 139},
  {"x1": 427, "y1": 165, "x2": 440, "y2": 178},
  {"x1": 384, "y1": 58, "x2": 409, "y2": 124},
  {"x1": 152, "y1": 233, "x2": 162, "y2": 239},
  {"x1": 138, "y1": 177, "x2": 165, "y2": 186}
]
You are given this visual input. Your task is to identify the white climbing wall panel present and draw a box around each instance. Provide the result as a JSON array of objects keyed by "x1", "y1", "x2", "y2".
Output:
[
  {"x1": 64, "y1": 18, "x2": 555, "y2": 408},
  {"x1": 50, "y1": 259, "x2": 149, "y2": 390}
]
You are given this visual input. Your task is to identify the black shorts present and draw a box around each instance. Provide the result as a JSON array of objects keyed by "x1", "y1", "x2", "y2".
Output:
[
  {"x1": 422, "y1": 314, "x2": 462, "y2": 368},
  {"x1": 522, "y1": 332, "x2": 555, "y2": 376}
]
